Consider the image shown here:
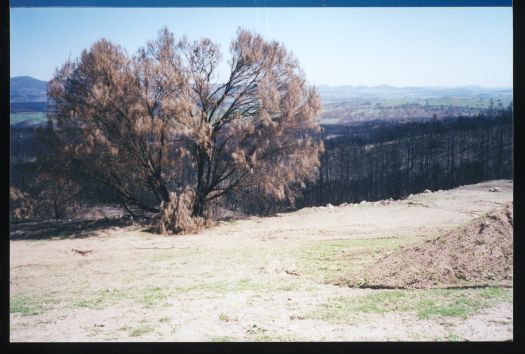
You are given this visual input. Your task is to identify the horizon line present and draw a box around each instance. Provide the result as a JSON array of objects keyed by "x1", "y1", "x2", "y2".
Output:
[{"x1": 10, "y1": 75, "x2": 513, "y2": 90}]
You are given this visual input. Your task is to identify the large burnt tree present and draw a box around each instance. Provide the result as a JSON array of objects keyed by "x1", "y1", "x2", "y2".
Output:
[{"x1": 44, "y1": 28, "x2": 323, "y2": 233}]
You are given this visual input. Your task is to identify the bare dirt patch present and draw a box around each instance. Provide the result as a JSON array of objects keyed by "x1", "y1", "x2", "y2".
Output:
[
  {"x1": 351, "y1": 202, "x2": 513, "y2": 289},
  {"x1": 10, "y1": 180, "x2": 513, "y2": 342}
]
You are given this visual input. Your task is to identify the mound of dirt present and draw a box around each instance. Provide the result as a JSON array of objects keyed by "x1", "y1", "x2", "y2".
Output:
[{"x1": 351, "y1": 202, "x2": 513, "y2": 289}]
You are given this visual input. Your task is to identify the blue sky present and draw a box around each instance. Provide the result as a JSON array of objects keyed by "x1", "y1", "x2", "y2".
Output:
[{"x1": 10, "y1": 7, "x2": 512, "y2": 87}]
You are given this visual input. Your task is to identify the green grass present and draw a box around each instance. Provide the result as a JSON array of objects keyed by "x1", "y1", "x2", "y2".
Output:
[
  {"x1": 10, "y1": 294, "x2": 59, "y2": 316},
  {"x1": 173, "y1": 276, "x2": 300, "y2": 294},
  {"x1": 10, "y1": 112, "x2": 47, "y2": 125},
  {"x1": 157, "y1": 237, "x2": 425, "y2": 296},
  {"x1": 294, "y1": 237, "x2": 423, "y2": 283},
  {"x1": 140, "y1": 286, "x2": 171, "y2": 309},
  {"x1": 70, "y1": 285, "x2": 172, "y2": 311},
  {"x1": 129, "y1": 325, "x2": 155, "y2": 337},
  {"x1": 307, "y1": 287, "x2": 512, "y2": 323},
  {"x1": 72, "y1": 288, "x2": 128, "y2": 310}
]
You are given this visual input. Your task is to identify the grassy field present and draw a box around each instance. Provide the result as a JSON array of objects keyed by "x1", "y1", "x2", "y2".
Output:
[{"x1": 377, "y1": 96, "x2": 510, "y2": 108}]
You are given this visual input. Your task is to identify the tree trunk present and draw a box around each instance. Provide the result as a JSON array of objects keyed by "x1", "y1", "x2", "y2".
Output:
[{"x1": 192, "y1": 194, "x2": 205, "y2": 217}]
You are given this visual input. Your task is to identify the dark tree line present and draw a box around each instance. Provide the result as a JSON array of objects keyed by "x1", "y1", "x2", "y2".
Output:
[
  {"x1": 296, "y1": 106, "x2": 512, "y2": 208},
  {"x1": 10, "y1": 106, "x2": 513, "y2": 219}
]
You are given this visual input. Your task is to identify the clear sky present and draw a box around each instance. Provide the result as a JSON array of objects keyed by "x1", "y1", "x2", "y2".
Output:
[{"x1": 10, "y1": 7, "x2": 512, "y2": 87}]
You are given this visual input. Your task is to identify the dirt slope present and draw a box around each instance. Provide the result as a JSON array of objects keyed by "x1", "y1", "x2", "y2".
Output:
[{"x1": 351, "y1": 202, "x2": 513, "y2": 289}]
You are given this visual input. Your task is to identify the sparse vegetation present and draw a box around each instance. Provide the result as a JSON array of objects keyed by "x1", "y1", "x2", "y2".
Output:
[
  {"x1": 10, "y1": 294, "x2": 59, "y2": 316},
  {"x1": 71, "y1": 288, "x2": 128, "y2": 310},
  {"x1": 140, "y1": 286, "x2": 171, "y2": 309},
  {"x1": 129, "y1": 325, "x2": 155, "y2": 337},
  {"x1": 307, "y1": 287, "x2": 512, "y2": 323},
  {"x1": 218, "y1": 313, "x2": 230, "y2": 322},
  {"x1": 9, "y1": 181, "x2": 514, "y2": 341},
  {"x1": 247, "y1": 324, "x2": 268, "y2": 336},
  {"x1": 295, "y1": 237, "x2": 423, "y2": 283}
]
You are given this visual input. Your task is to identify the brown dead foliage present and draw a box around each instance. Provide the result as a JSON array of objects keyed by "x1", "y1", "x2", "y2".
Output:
[
  {"x1": 154, "y1": 188, "x2": 208, "y2": 235},
  {"x1": 10, "y1": 187, "x2": 35, "y2": 221},
  {"x1": 350, "y1": 202, "x2": 513, "y2": 289},
  {"x1": 45, "y1": 27, "x2": 323, "y2": 234}
]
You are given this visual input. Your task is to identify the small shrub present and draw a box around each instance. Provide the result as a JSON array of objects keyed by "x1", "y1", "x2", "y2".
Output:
[
  {"x1": 9, "y1": 187, "x2": 35, "y2": 221},
  {"x1": 155, "y1": 188, "x2": 208, "y2": 235}
]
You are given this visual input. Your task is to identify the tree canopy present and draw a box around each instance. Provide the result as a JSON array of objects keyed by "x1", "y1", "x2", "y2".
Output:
[{"x1": 44, "y1": 27, "x2": 323, "y2": 233}]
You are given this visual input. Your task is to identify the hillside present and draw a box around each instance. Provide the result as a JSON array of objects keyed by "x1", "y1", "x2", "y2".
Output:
[
  {"x1": 10, "y1": 180, "x2": 513, "y2": 341},
  {"x1": 10, "y1": 76, "x2": 48, "y2": 103}
]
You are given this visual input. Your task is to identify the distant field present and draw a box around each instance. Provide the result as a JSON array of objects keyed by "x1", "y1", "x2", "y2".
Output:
[
  {"x1": 377, "y1": 96, "x2": 510, "y2": 108},
  {"x1": 325, "y1": 97, "x2": 509, "y2": 109},
  {"x1": 10, "y1": 113, "x2": 47, "y2": 126},
  {"x1": 425, "y1": 97, "x2": 510, "y2": 108}
]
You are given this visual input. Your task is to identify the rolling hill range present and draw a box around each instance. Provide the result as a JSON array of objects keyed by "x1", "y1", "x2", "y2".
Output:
[
  {"x1": 317, "y1": 85, "x2": 513, "y2": 124},
  {"x1": 10, "y1": 76, "x2": 513, "y2": 126},
  {"x1": 317, "y1": 84, "x2": 513, "y2": 102}
]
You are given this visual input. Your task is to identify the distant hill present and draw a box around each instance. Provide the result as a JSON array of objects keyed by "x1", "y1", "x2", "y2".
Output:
[
  {"x1": 10, "y1": 76, "x2": 48, "y2": 103},
  {"x1": 10, "y1": 76, "x2": 513, "y2": 125},
  {"x1": 317, "y1": 85, "x2": 513, "y2": 103}
]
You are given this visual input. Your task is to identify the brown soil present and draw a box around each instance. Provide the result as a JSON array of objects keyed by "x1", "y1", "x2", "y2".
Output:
[{"x1": 352, "y1": 202, "x2": 513, "y2": 289}]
